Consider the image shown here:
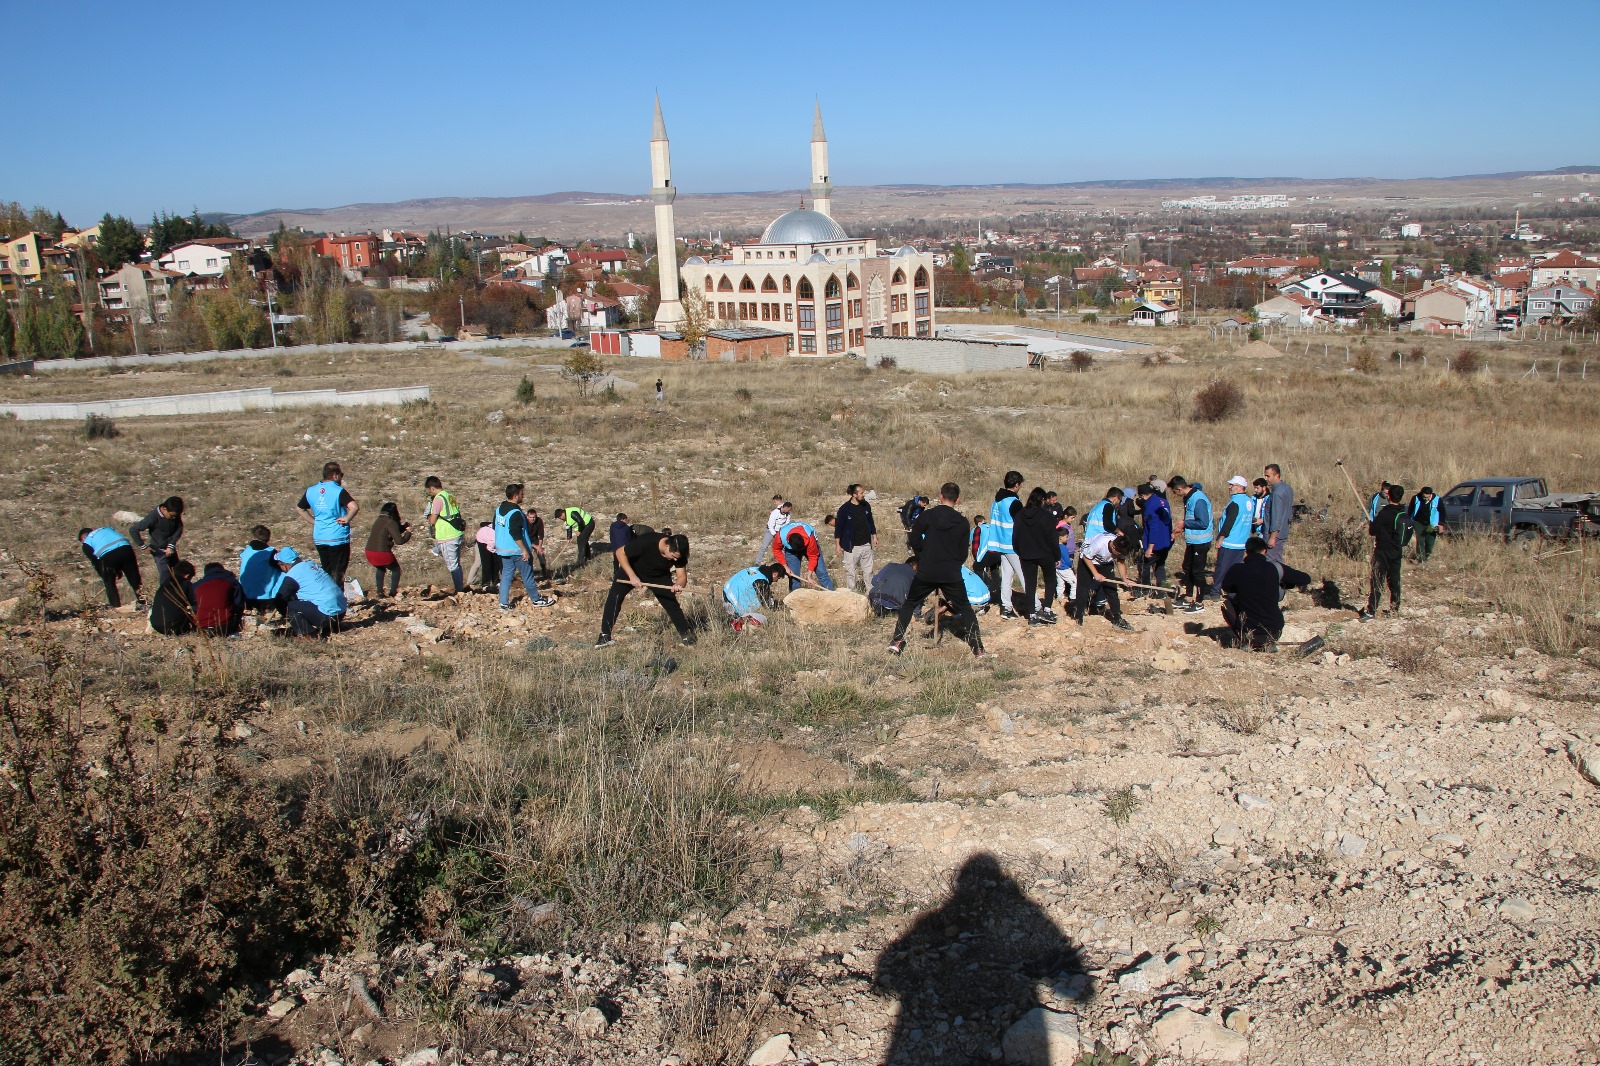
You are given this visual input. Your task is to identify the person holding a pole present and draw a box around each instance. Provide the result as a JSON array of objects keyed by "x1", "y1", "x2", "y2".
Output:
[{"x1": 596, "y1": 529, "x2": 695, "y2": 648}]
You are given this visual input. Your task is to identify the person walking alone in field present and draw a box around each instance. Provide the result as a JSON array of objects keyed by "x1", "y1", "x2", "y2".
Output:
[
  {"x1": 1409, "y1": 486, "x2": 1441, "y2": 562},
  {"x1": 129, "y1": 495, "x2": 185, "y2": 588},
  {"x1": 834, "y1": 483, "x2": 879, "y2": 592},
  {"x1": 888, "y1": 482, "x2": 985, "y2": 659},
  {"x1": 364, "y1": 502, "x2": 412, "y2": 598},
  {"x1": 421, "y1": 475, "x2": 466, "y2": 592},
  {"x1": 297, "y1": 462, "x2": 359, "y2": 585},
  {"x1": 1361, "y1": 484, "x2": 1410, "y2": 621},
  {"x1": 79, "y1": 526, "x2": 143, "y2": 608},
  {"x1": 1263, "y1": 463, "x2": 1294, "y2": 565},
  {"x1": 655, "y1": 377, "x2": 664, "y2": 404}
]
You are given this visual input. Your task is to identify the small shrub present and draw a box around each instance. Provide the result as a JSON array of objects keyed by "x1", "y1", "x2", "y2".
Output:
[
  {"x1": 515, "y1": 375, "x2": 536, "y2": 404},
  {"x1": 1451, "y1": 348, "x2": 1483, "y2": 375},
  {"x1": 1390, "y1": 348, "x2": 1403, "y2": 363},
  {"x1": 1409, "y1": 344, "x2": 1425, "y2": 362},
  {"x1": 274, "y1": 365, "x2": 295, "y2": 377},
  {"x1": 1353, "y1": 348, "x2": 1380, "y2": 374},
  {"x1": 1194, "y1": 912, "x2": 1222, "y2": 938},
  {"x1": 1102, "y1": 786, "x2": 1140, "y2": 826},
  {"x1": 1192, "y1": 379, "x2": 1244, "y2": 423},
  {"x1": 1081, "y1": 312, "x2": 1098, "y2": 324},
  {"x1": 875, "y1": 356, "x2": 898, "y2": 370},
  {"x1": 1069, "y1": 350, "x2": 1094, "y2": 373},
  {"x1": 1248, "y1": 325, "x2": 1262, "y2": 342},
  {"x1": 83, "y1": 414, "x2": 118, "y2": 440},
  {"x1": 734, "y1": 386, "x2": 753, "y2": 401}
]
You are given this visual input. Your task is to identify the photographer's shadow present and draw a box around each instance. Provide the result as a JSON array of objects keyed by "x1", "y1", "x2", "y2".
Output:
[{"x1": 874, "y1": 853, "x2": 1093, "y2": 1065}]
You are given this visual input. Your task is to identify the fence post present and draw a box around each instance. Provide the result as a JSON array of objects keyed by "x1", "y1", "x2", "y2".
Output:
[{"x1": 1556, "y1": 360, "x2": 1561, "y2": 383}]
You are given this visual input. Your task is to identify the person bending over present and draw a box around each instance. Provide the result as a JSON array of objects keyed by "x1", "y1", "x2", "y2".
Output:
[
  {"x1": 1220, "y1": 536, "x2": 1312, "y2": 649},
  {"x1": 888, "y1": 482, "x2": 984, "y2": 658},
  {"x1": 80, "y1": 525, "x2": 143, "y2": 608},
  {"x1": 596, "y1": 530, "x2": 695, "y2": 648},
  {"x1": 1074, "y1": 531, "x2": 1136, "y2": 631},
  {"x1": 272, "y1": 547, "x2": 347, "y2": 638},
  {"x1": 723, "y1": 563, "x2": 787, "y2": 628}
]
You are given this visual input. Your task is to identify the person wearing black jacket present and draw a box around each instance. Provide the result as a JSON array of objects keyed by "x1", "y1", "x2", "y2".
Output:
[
  {"x1": 149, "y1": 559, "x2": 197, "y2": 636},
  {"x1": 835, "y1": 484, "x2": 879, "y2": 592},
  {"x1": 1221, "y1": 537, "x2": 1312, "y2": 648},
  {"x1": 888, "y1": 482, "x2": 984, "y2": 658},
  {"x1": 1011, "y1": 486, "x2": 1059, "y2": 625},
  {"x1": 129, "y1": 496, "x2": 184, "y2": 587},
  {"x1": 596, "y1": 529, "x2": 694, "y2": 648},
  {"x1": 1361, "y1": 483, "x2": 1410, "y2": 621}
]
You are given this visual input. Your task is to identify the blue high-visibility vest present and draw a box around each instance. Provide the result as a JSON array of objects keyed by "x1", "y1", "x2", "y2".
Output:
[
  {"x1": 239, "y1": 544, "x2": 284, "y2": 600},
  {"x1": 286, "y1": 560, "x2": 346, "y2": 617},
  {"x1": 305, "y1": 480, "x2": 350, "y2": 545},
  {"x1": 723, "y1": 567, "x2": 768, "y2": 616},
  {"x1": 960, "y1": 566, "x2": 991, "y2": 608},
  {"x1": 84, "y1": 527, "x2": 129, "y2": 558},
  {"x1": 1184, "y1": 489, "x2": 1214, "y2": 545},
  {"x1": 1218, "y1": 493, "x2": 1253, "y2": 549},
  {"x1": 1085, "y1": 499, "x2": 1115, "y2": 540},
  {"x1": 986, "y1": 494, "x2": 1016, "y2": 553},
  {"x1": 493, "y1": 502, "x2": 528, "y2": 557}
]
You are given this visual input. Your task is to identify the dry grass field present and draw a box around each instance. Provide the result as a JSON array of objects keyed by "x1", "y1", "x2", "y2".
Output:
[{"x1": 2, "y1": 325, "x2": 1598, "y2": 1066}]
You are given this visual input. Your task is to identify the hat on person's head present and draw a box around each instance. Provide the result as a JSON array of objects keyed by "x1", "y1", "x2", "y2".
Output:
[
  {"x1": 1228, "y1": 475, "x2": 1249, "y2": 489},
  {"x1": 275, "y1": 547, "x2": 300, "y2": 564}
]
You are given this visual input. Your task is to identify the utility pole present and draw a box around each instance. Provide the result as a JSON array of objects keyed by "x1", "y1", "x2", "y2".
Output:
[
  {"x1": 459, "y1": 295, "x2": 466, "y2": 331},
  {"x1": 267, "y1": 284, "x2": 279, "y2": 348}
]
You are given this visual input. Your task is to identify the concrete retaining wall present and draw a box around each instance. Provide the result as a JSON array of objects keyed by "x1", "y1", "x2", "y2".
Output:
[
  {"x1": 27, "y1": 336, "x2": 572, "y2": 373},
  {"x1": 0, "y1": 385, "x2": 430, "y2": 421},
  {"x1": 864, "y1": 336, "x2": 1031, "y2": 373}
]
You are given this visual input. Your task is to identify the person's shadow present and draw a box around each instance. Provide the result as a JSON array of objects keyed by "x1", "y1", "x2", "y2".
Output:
[{"x1": 874, "y1": 853, "x2": 1092, "y2": 1065}]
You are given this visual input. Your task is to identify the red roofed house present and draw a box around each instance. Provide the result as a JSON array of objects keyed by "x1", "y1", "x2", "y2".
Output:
[
  {"x1": 1226, "y1": 254, "x2": 1298, "y2": 277},
  {"x1": 314, "y1": 234, "x2": 379, "y2": 273},
  {"x1": 1530, "y1": 250, "x2": 1599, "y2": 289},
  {"x1": 573, "y1": 249, "x2": 632, "y2": 274}
]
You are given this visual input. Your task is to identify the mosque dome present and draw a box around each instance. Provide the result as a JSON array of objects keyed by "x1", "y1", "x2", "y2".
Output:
[
  {"x1": 760, "y1": 208, "x2": 848, "y2": 245},
  {"x1": 684, "y1": 255, "x2": 706, "y2": 265}
]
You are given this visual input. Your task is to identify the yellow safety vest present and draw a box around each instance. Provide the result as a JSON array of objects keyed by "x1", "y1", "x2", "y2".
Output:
[{"x1": 432, "y1": 491, "x2": 464, "y2": 541}]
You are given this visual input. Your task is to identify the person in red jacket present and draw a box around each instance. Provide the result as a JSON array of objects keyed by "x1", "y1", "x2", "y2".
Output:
[
  {"x1": 192, "y1": 561, "x2": 245, "y2": 635},
  {"x1": 771, "y1": 516, "x2": 835, "y2": 591}
]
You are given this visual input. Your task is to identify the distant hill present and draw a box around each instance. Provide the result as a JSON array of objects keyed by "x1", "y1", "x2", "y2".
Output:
[{"x1": 219, "y1": 167, "x2": 1598, "y2": 242}]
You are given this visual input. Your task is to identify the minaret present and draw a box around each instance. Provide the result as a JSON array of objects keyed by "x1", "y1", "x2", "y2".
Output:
[
  {"x1": 810, "y1": 101, "x2": 833, "y2": 219},
  {"x1": 651, "y1": 95, "x2": 685, "y2": 331}
]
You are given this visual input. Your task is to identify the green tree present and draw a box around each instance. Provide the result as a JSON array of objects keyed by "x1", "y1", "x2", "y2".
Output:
[
  {"x1": 14, "y1": 282, "x2": 86, "y2": 360},
  {"x1": 95, "y1": 214, "x2": 145, "y2": 272},
  {"x1": 0, "y1": 307, "x2": 15, "y2": 361},
  {"x1": 677, "y1": 290, "x2": 710, "y2": 353},
  {"x1": 198, "y1": 258, "x2": 269, "y2": 350},
  {"x1": 947, "y1": 242, "x2": 971, "y2": 274},
  {"x1": 1463, "y1": 243, "x2": 1484, "y2": 275},
  {"x1": 561, "y1": 348, "x2": 604, "y2": 395}
]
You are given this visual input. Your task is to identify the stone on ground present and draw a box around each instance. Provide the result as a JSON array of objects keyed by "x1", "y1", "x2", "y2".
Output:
[
  {"x1": 784, "y1": 588, "x2": 869, "y2": 626},
  {"x1": 1568, "y1": 741, "x2": 1600, "y2": 787},
  {"x1": 747, "y1": 1032, "x2": 792, "y2": 1064},
  {"x1": 1002, "y1": 1007, "x2": 1086, "y2": 1065},
  {"x1": 1150, "y1": 1006, "x2": 1249, "y2": 1061}
]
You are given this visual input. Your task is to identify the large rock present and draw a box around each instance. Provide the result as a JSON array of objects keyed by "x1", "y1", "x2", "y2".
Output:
[
  {"x1": 747, "y1": 1033, "x2": 792, "y2": 1065},
  {"x1": 784, "y1": 588, "x2": 869, "y2": 627},
  {"x1": 1568, "y1": 741, "x2": 1600, "y2": 788},
  {"x1": 1149, "y1": 1006, "x2": 1249, "y2": 1061},
  {"x1": 1002, "y1": 1008, "x2": 1086, "y2": 1065}
]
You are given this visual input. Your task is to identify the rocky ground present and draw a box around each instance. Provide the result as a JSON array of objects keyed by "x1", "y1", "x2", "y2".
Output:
[{"x1": 44, "y1": 556, "x2": 1600, "y2": 1066}]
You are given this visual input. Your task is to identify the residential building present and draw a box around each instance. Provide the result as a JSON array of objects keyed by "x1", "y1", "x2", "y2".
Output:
[
  {"x1": 1400, "y1": 223, "x2": 1422, "y2": 238},
  {"x1": 573, "y1": 249, "x2": 631, "y2": 274},
  {"x1": 662, "y1": 101, "x2": 935, "y2": 355},
  {"x1": 496, "y1": 242, "x2": 536, "y2": 266},
  {"x1": 158, "y1": 237, "x2": 246, "y2": 278},
  {"x1": 1524, "y1": 281, "x2": 1595, "y2": 323},
  {"x1": 58, "y1": 224, "x2": 102, "y2": 250},
  {"x1": 1493, "y1": 271, "x2": 1530, "y2": 310},
  {"x1": 545, "y1": 289, "x2": 621, "y2": 333},
  {"x1": 1280, "y1": 270, "x2": 1378, "y2": 320},
  {"x1": 380, "y1": 230, "x2": 428, "y2": 259},
  {"x1": 609, "y1": 280, "x2": 651, "y2": 316},
  {"x1": 1403, "y1": 285, "x2": 1475, "y2": 332},
  {"x1": 1366, "y1": 286, "x2": 1404, "y2": 319},
  {"x1": 0, "y1": 232, "x2": 50, "y2": 281},
  {"x1": 97, "y1": 262, "x2": 179, "y2": 322},
  {"x1": 1225, "y1": 254, "x2": 1298, "y2": 277},
  {"x1": 1139, "y1": 267, "x2": 1183, "y2": 305},
  {"x1": 1529, "y1": 250, "x2": 1600, "y2": 289},
  {"x1": 1129, "y1": 300, "x2": 1178, "y2": 326},
  {"x1": 313, "y1": 234, "x2": 379, "y2": 273},
  {"x1": 1254, "y1": 292, "x2": 1317, "y2": 326}
]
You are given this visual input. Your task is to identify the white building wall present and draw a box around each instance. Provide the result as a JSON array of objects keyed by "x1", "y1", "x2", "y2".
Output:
[{"x1": 864, "y1": 337, "x2": 1028, "y2": 373}]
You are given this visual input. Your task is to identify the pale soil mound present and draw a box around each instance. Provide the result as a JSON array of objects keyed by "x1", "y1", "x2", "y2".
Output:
[
  {"x1": 784, "y1": 588, "x2": 869, "y2": 626},
  {"x1": 730, "y1": 741, "x2": 851, "y2": 794},
  {"x1": 1238, "y1": 339, "x2": 1284, "y2": 360}
]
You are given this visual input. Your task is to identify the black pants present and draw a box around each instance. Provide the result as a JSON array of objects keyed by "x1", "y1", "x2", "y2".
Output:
[
  {"x1": 1368, "y1": 549, "x2": 1402, "y2": 613},
  {"x1": 1075, "y1": 559, "x2": 1123, "y2": 623},
  {"x1": 94, "y1": 545, "x2": 142, "y2": 607},
  {"x1": 476, "y1": 543, "x2": 502, "y2": 589},
  {"x1": 1180, "y1": 542, "x2": 1211, "y2": 600},
  {"x1": 1222, "y1": 599, "x2": 1280, "y2": 649},
  {"x1": 576, "y1": 521, "x2": 594, "y2": 564},
  {"x1": 1140, "y1": 545, "x2": 1171, "y2": 589},
  {"x1": 317, "y1": 543, "x2": 350, "y2": 585},
  {"x1": 1415, "y1": 529, "x2": 1437, "y2": 562},
  {"x1": 287, "y1": 599, "x2": 340, "y2": 637},
  {"x1": 1012, "y1": 557, "x2": 1054, "y2": 616},
  {"x1": 891, "y1": 576, "x2": 983, "y2": 654},
  {"x1": 599, "y1": 582, "x2": 691, "y2": 639},
  {"x1": 245, "y1": 596, "x2": 283, "y2": 616},
  {"x1": 372, "y1": 564, "x2": 400, "y2": 596}
]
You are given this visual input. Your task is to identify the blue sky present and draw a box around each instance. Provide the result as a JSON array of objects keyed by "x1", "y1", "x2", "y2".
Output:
[{"x1": 9, "y1": 0, "x2": 1598, "y2": 224}]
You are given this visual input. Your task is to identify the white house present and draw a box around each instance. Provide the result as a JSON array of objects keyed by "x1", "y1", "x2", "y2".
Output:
[
  {"x1": 1400, "y1": 223, "x2": 1422, "y2": 238},
  {"x1": 157, "y1": 237, "x2": 246, "y2": 278}
]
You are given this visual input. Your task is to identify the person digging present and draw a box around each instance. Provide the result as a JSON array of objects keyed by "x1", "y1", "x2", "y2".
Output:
[{"x1": 596, "y1": 530, "x2": 695, "y2": 648}]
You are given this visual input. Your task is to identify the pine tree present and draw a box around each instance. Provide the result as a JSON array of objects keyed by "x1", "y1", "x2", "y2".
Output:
[{"x1": 0, "y1": 307, "x2": 15, "y2": 362}]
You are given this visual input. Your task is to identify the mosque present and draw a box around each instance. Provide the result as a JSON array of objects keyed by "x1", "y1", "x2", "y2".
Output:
[{"x1": 651, "y1": 99, "x2": 936, "y2": 356}]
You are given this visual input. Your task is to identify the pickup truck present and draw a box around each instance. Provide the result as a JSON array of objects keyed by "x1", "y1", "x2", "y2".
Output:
[{"x1": 1437, "y1": 477, "x2": 1600, "y2": 540}]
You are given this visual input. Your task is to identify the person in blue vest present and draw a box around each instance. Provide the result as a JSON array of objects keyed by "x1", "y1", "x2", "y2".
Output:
[
  {"x1": 1409, "y1": 486, "x2": 1442, "y2": 562},
  {"x1": 1083, "y1": 488, "x2": 1123, "y2": 542},
  {"x1": 238, "y1": 524, "x2": 285, "y2": 613},
  {"x1": 1368, "y1": 480, "x2": 1391, "y2": 521},
  {"x1": 79, "y1": 526, "x2": 143, "y2": 608},
  {"x1": 1209, "y1": 476, "x2": 1255, "y2": 600},
  {"x1": 271, "y1": 547, "x2": 348, "y2": 638},
  {"x1": 495, "y1": 484, "x2": 557, "y2": 612},
  {"x1": 296, "y1": 461, "x2": 360, "y2": 585},
  {"x1": 1169, "y1": 476, "x2": 1212, "y2": 614},
  {"x1": 988, "y1": 470, "x2": 1025, "y2": 618},
  {"x1": 722, "y1": 563, "x2": 786, "y2": 627}
]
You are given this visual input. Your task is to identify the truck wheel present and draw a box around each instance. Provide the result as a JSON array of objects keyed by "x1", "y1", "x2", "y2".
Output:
[{"x1": 1512, "y1": 528, "x2": 1541, "y2": 548}]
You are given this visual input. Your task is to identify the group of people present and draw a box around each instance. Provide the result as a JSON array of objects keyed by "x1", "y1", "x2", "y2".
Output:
[
  {"x1": 78, "y1": 462, "x2": 606, "y2": 638},
  {"x1": 75, "y1": 454, "x2": 1435, "y2": 654}
]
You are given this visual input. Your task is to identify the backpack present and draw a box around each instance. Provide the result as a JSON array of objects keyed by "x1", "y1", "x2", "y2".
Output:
[
  {"x1": 899, "y1": 498, "x2": 924, "y2": 529},
  {"x1": 1396, "y1": 511, "x2": 1415, "y2": 547}
]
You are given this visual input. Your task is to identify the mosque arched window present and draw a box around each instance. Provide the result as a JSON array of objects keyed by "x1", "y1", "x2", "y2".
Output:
[
  {"x1": 846, "y1": 273, "x2": 859, "y2": 290},
  {"x1": 825, "y1": 276, "x2": 841, "y2": 299},
  {"x1": 914, "y1": 267, "x2": 929, "y2": 288},
  {"x1": 739, "y1": 276, "x2": 755, "y2": 292},
  {"x1": 782, "y1": 276, "x2": 792, "y2": 293},
  {"x1": 891, "y1": 269, "x2": 906, "y2": 285},
  {"x1": 797, "y1": 277, "x2": 814, "y2": 300},
  {"x1": 718, "y1": 276, "x2": 734, "y2": 291},
  {"x1": 761, "y1": 276, "x2": 778, "y2": 292}
]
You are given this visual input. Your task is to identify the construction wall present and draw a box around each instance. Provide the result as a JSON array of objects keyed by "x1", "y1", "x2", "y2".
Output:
[
  {"x1": 863, "y1": 336, "x2": 1030, "y2": 373},
  {"x1": 29, "y1": 336, "x2": 570, "y2": 373},
  {"x1": 0, "y1": 385, "x2": 430, "y2": 422}
]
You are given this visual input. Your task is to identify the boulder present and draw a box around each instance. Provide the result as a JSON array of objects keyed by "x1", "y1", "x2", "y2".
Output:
[
  {"x1": 1149, "y1": 1006, "x2": 1248, "y2": 1062},
  {"x1": 1568, "y1": 741, "x2": 1600, "y2": 788},
  {"x1": 1152, "y1": 648, "x2": 1189, "y2": 673},
  {"x1": 747, "y1": 1033, "x2": 792, "y2": 1065},
  {"x1": 1002, "y1": 1008, "x2": 1086, "y2": 1065},
  {"x1": 784, "y1": 588, "x2": 869, "y2": 627}
]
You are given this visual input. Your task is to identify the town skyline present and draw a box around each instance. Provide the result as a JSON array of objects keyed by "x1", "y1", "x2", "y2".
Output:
[{"x1": 7, "y1": 0, "x2": 1599, "y2": 223}]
